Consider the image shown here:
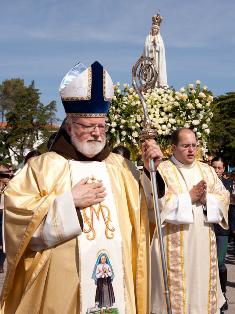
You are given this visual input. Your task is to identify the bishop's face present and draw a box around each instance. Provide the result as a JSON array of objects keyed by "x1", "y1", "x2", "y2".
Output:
[
  {"x1": 172, "y1": 130, "x2": 197, "y2": 165},
  {"x1": 66, "y1": 117, "x2": 106, "y2": 158}
]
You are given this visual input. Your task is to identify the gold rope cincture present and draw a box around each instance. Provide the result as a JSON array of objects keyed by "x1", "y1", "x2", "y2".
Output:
[{"x1": 82, "y1": 203, "x2": 115, "y2": 240}]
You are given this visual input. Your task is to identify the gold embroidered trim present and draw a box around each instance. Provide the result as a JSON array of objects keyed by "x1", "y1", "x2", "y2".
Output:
[
  {"x1": 82, "y1": 203, "x2": 115, "y2": 240},
  {"x1": 164, "y1": 161, "x2": 186, "y2": 314},
  {"x1": 166, "y1": 224, "x2": 186, "y2": 314},
  {"x1": 103, "y1": 69, "x2": 113, "y2": 101},
  {"x1": 208, "y1": 227, "x2": 218, "y2": 314},
  {"x1": 62, "y1": 67, "x2": 92, "y2": 101},
  {"x1": 66, "y1": 112, "x2": 107, "y2": 117}
]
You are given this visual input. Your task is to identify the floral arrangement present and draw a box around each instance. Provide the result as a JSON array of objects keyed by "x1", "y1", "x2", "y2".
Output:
[{"x1": 107, "y1": 80, "x2": 213, "y2": 160}]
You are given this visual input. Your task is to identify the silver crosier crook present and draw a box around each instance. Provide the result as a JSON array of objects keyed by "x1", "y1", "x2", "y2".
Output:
[{"x1": 132, "y1": 55, "x2": 172, "y2": 314}]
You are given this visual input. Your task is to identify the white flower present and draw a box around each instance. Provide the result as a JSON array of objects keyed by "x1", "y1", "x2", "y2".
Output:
[
  {"x1": 169, "y1": 118, "x2": 176, "y2": 124},
  {"x1": 161, "y1": 125, "x2": 167, "y2": 130},
  {"x1": 207, "y1": 95, "x2": 213, "y2": 102},
  {"x1": 196, "y1": 103, "x2": 202, "y2": 109},
  {"x1": 203, "y1": 85, "x2": 208, "y2": 91},
  {"x1": 121, "y1": 131, "x2": 126, "y2": 136},
  {"x1": 180, "y1": 87, "x2": 185, "y2": 92},
  {"x1": 192, "y1": 120, "x2": 200, "y2": 126},
  {"x1": 180, "y1": 94, "x2": 188, "y2": 101},
  {"x1": 137, "y1": 115, "x2": 142, "y2": 122},
  {"x1": 132, "y1": 131, "x2": 138, "y2": 138},
  {"x1": 111, "y1": 128, "x2": 115, "y2": 133},
  {"x1": 202, "y1": 123, "x2": 208, "y2": 129},
  {"x1": 121, "y1": 119, "x2": 126, "y2": 124},
  {"x1": 112, "y1": 96, "x2": 117, "y2": 101},
  {"x1": 206, "y1": 118, "x2": 211, "y2": 123},
  {"x1": 196, "y1": 132, "x2": 202, "y2": 138},
  {"x1": 204, "y1": 128, "x2": 210, "y2": 134},
  {"x1": 196, "y1": 80, "x2": 201, "y2": 85},
  {"x1": 193, "y1": 128, "x2": 197, "y2": 132},
  {"x1": 111, "y1": 122, "x2": 117, "y2": 127},
  {"x1": 186, "y1": 103, "x2": 194, "y2": 109},
  {"x1": 199, "y1": 92, "x2": 206, "y2": 98},
  {"x1": 184, "y1": 123, "x2": 190, "y2": 128},
  {"x1": 191, "y1": 89, "x2": 196, "y2": 95},
  {"x1": 188, "y1": 84, "x2": 194, "y2": 89}
]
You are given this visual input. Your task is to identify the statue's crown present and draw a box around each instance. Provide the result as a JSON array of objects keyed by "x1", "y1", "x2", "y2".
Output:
[{"x1": 152, "y1": 13, "x2": 163, "y2": 26}]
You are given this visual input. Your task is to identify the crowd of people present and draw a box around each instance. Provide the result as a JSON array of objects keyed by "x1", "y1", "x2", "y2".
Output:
[{"x1": 0, "y1": 61, "x2": 234, "y2": 314}]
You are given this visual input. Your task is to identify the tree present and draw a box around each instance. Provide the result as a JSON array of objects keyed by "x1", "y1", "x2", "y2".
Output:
[
  {"x1": 0, "y1": 78, "x2": 24, "y2": 122},
  {"x1": 0, "y1": 79, "x2": 58, "y2": 165},
  {"x1": 208, "y1": 92, "x2": 235, "y2": 165}
]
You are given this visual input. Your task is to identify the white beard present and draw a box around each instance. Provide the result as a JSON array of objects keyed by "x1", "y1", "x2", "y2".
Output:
[{"x1": 71, "y1": 131, "x2": 106, "y2": 158}]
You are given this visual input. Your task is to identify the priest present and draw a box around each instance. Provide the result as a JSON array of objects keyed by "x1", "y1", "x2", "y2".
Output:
[
  {"x1": 1, "y1": 61, "x2": 163, "y2": 314},
  {"x1": 151, "y1": 128, "x2": 230, "y2": 314}
]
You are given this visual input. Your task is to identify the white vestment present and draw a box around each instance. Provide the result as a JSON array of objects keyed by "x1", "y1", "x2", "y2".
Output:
[{"x1": 151, "y1": 156, "x2": 229, "y2": 314}]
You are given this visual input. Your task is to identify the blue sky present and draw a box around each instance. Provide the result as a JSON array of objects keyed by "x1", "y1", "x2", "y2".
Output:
[{"x1": 1, "y1": 0, "x2": 235, "y2": 119}]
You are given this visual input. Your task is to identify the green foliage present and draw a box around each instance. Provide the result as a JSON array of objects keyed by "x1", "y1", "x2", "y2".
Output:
[
  {"x1": 208, "y1": 92, "x2": 235, "y2": 164},
  {"x1": 0, "y1": 79, "x2": 58, "y2": 165}
]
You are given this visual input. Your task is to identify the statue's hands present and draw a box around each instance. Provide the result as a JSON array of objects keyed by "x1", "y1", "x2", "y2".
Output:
[
  {"x1": 72, "y1": 178, "x2": 106, "y2": 209},
  {"x1": 141, "y1": 139, "x2": 163, "y2": 171}
]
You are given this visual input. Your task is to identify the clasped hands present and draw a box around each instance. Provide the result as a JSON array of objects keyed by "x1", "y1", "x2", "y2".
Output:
[{"x1": 189, "y1": 180, "x2": 207, "y2": 205}]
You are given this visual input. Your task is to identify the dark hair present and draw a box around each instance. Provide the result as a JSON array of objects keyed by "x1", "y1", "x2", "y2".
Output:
[
  {"x1": 211, "y1": 156, "x2": 225, "y2": 167},
  {"x1": 112, "y1": 145, "x2": 131, "y2": 160},
  {"x1": 24, "y1": 150, "x2": 41, "y2": 164},
  {"x1": 171, "y1": 128, "x2": 196, "y2": 145}
]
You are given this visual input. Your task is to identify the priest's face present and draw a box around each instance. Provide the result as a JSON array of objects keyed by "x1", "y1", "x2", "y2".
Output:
[
  {"x1": 66, "y1": 117, "x2": 106, "y2": 158},
  {"x1": 172, "y1": 130, "x2": 197, "y2": 165}
]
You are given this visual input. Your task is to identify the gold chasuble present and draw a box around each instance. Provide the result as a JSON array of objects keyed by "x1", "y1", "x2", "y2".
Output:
[
  {"x1": 1, "y1": 152, "x2": 150, "y2": 314},
  {"x1": 151, "y1": 159, "x2": 229, "y2": 314}
]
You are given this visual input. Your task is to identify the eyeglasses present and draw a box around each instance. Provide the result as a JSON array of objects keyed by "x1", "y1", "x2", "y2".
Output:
[
  {"x1": 178, "y1": 143, "x2": 198, "y2": 149},
  {"x1": 72, "y1": 122, "x2": 108, "y2": 133}
]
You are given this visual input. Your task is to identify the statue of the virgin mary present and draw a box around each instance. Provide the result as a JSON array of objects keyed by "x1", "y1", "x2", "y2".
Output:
[{"x1": 143, "y1": 13, "x2": 168, "y2": 88}]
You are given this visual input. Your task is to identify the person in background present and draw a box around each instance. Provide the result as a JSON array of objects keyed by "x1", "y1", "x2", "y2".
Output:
[{"x1": 211, "y1": 156, "x2": 233, "y2": 312}]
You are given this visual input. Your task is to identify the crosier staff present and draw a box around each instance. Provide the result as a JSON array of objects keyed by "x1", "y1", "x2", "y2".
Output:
[{"x1": 132, "y1": 55, "x2": 172, "y2": 314}]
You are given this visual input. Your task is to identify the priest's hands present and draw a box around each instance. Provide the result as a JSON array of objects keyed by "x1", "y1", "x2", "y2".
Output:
[
  {"x1": 141, "y1": 139, "x2": 163, "y2": 171},
  {"x1": 72, "y1": 178, "x2": 106, "y2": 209},
  {"x1": 189, "y1": 180, "x2": 207, "y2": 205}
]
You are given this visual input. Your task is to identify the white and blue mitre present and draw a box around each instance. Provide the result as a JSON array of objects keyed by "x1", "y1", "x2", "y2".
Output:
[{"x1": 59, "y1": 61, "x2": 114, "y2": 116}]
